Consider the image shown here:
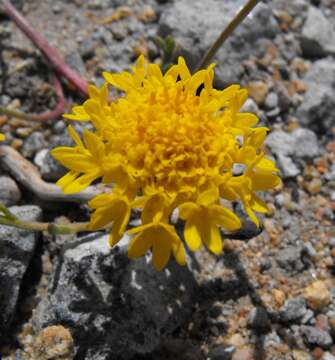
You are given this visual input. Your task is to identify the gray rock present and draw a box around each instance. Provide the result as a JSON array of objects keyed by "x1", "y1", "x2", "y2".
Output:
[
  {"x1": 21, "y1": 132, "x2": 46, "y2": 159},
  {"x1": 323, "y1": 353, "x2": 335, "y2": 360},
  {"x1": 277, "y1": 153, "x2": 300, "y2": 179},
  {"x1": 159, "y1": 0, "x2": 278, "y2": 85},
  {"x1": 33, "y1": 233, "x2": 197, "y2": 359},
  {"x1": 291, "y1": 128, "x2": 320, "y2": 159},
  {"x1": 266, "y1": 128, "x2": 320, "y2": 178},
  {"x1": 0, "y1": 176, "x2": 21, "y2": 206},
  {"x1": 277, "y1": 246, "x2": 304, "y2": 273},
  {"x1": 266, "y1": 129, "x2": 319, "y2": 159},
  {"x1": 247, "y1": 307, "x2": 271, "y2": 332},
  {"x1": 301, "y1": 309, "x2": 315, "y2": 325},
  {"x1": 266, "y1": 130, "x2": 295, "y2": 157},
  {"x1": 297, "y1": 58, "x2": 335, "y2": 132},
  {"x1": 301, "y1": 325, "x2": 333, "y2": 349},
  {"x1": 301, "y1": 7, "x2": 335, "y2": 58},
  {"x1": 0, "y1": 205, "x2": 42, "y2": 336},
  {"x1": 280, "y1": 298, "x2": 307, "y2": 322}
]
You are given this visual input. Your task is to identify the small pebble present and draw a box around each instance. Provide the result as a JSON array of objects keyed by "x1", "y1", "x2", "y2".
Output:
[{"x1": 304, "y1": 281, "x2": 331, "y2": 311}]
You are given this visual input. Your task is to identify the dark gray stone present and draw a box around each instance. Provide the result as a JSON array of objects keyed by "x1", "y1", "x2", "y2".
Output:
[
  {"x1": 247, "y1": 306, "x2": 271, "y2": 332},
  {"x1": 33, "y1": 233, "x2": 198, "y2": 360},
  {"x1": 301, "y1": 7, "x2": 335, "y2": 58},
  {"x1": 0, "y1": 176, "x2": 21, "y2": 206},
  {"x1": 0, "y1": 205, "x2": 42, "y2": 336},
  {"x1": 301, "y1": 326, "x2": 333, "y2": 349},
  {"x1": 280, "y1": 298, "x2": 307, "y2": 322}
]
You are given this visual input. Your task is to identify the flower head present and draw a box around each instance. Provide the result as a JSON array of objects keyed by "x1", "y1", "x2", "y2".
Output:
[{"x1": 52, "y1": 56, "x2": 280, "y2": 270}]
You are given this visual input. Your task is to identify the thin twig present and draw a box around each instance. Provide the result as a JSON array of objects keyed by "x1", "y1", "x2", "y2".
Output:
[
  {"x1": 0, "y1": 74, "x2": 65, "y2": 121},
  {"x1": 2, "y1": 0, "x2": 89, "y2": 96},
  {"x1": 197, "y1": 0, "x2": 260, "y2": 70},
  {"x1": 0, "y1": 145, "x2": 101, "y2": 203}
]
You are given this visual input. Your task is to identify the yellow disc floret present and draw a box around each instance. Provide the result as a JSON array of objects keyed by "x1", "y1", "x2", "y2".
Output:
[{"x1": 51, "y1": 56, "x2": 280, "y2": 270}]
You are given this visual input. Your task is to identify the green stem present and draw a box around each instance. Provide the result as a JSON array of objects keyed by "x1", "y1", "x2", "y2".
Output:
[
  {"x1": 0, "y1": 106, "x2": 32, "y2": 121},
  {"x1": 0, "y1": 216, "x2": 89, "y2": 235},
  {"x1": 197, "y1": 0, "x2": 260, "y2": 70}
]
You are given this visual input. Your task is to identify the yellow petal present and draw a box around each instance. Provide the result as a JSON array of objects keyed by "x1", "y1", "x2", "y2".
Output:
[
  {"x1": 197, "y1": 187, "x2": 219, "y2": 206},
  {"x1": 128, "y1": 231, "x2": 152, "y2": 259},
  {"x1": 244, "y1": 202, "x2": 260, "y2": 227},
  {"x1": 152, "y1": 228, "x2": 172, "y2": 271},
  {"x1": 56, "y1": 171, "x2": 78, "y2": 188},
  {"x1": 210, "y1": 205, "x2": 241, "y2": 231},
  {"x1": 83, "y1": 129, "x2": 104, "y2": 160},
  {"x1": 251, "y1": 171, "x2": 281, "y2": 191},
  {"x1": 203, "y1": 222, "x2": 223, "y2": 255},
  {"x1": 62, "y1": 170, "x2": 100, "y2": 194},
  {"x1": 184, "y1": 217, "x2": 202, "y2": 251},
  {"x1": 179, "y1": 202, "x2": 198, "y2": 220},
  {"x1": 141, "y1": 193, "x2": 167, "y2": 224},
  {"x1": 256, "y1": 157, "x2": 279, "y2": 172},
  {"x1": 0, "y1": 133, "x2": 6, "y2": 141},
  {"x1": 177, "y1": 56, "x2": 191, "y2": 81},
  {"x1": 247, "y1": 128, "x2": 268, "y2": 148},
  {"x1": 235, "y1": 113, "x2": 258, "y2": 127},
  {"x1": 172, "y1": 240, "x2": 186, "y2": 266},
  {"x1": 64, "y1": 105, "x2": 90, "y2": 121},
  {"x1": 67, "y1": 125, "x2": 83, "y2": 147},
  {"x1": 185, "y1": 70, "x2": 206, "y2": 94},
  {"x1": 250, "y1": 194, "x2": 268, "y2": 213}
]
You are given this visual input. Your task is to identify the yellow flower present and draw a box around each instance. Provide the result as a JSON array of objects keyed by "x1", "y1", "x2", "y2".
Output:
[
  {"x1": 52, "y1": 55, "x2": 280, "y2": 270},
  {"x1": 0, "y1": 134, "x2": 5, "y2": 141}
]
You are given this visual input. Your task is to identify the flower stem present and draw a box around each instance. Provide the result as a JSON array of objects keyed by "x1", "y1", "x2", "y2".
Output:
[
  {"x1": 197, "y1": 0, "x2": 260, "y2": 70},
  {"x1": 0, "y1": 216, "x2": 89, "y2": 235}
]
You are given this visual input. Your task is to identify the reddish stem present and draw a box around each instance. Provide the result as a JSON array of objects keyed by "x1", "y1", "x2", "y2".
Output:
[
  {"x1": 2, "y1": 0, "x2": 89, "y2": 97},
  {"x1": 0, "y1": 75, "x2": 65, "y2": 121},
  {"x1": 29, "y1": 75, "x2": 65, "y2": 121}
]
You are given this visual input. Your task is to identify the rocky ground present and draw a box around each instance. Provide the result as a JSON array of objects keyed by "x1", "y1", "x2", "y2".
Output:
[{"x1": 0, "y1": 0, "x2": 334, "y2": 359}]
